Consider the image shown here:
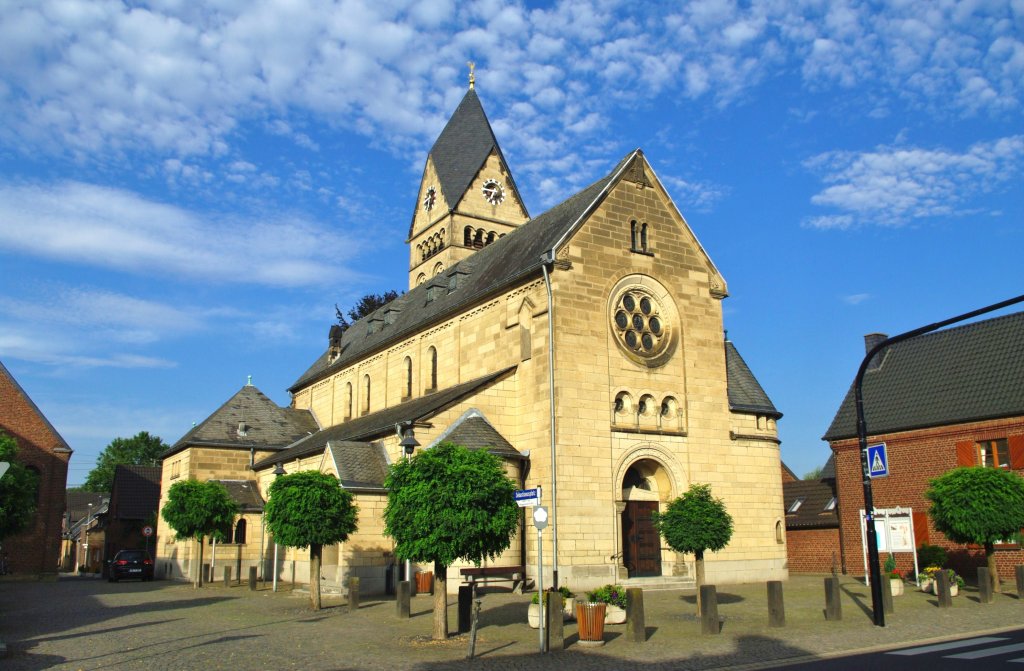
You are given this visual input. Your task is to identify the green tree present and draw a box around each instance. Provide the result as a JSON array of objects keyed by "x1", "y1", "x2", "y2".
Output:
[
  {"x1": 803, "y1": 466, "x2": 824, "y2": 481},
  {"x1": 653, "y1": 483, "x2": 734, "y2": 614},
  {"x1": 334, "y1": 290, "x2": 400, "y2": 331},
  {"x1": 83, "y1": 431, "x2": 168, "y2": 492},
  {"x1": 160, "y1": 479, "x2": 239, "y2": 588},
  {"x1": 0, "y1": 431, "x2": 40, "y2": 541},
  {"x1": 383, "y1": 442, "x2": 519, "y2": 640},
  {"x1": 926, "y1": 466, "x2": 1024, "y2": 593},
  {"x1": 264, "y1": 471, "x2": 359, "y2": 611}
]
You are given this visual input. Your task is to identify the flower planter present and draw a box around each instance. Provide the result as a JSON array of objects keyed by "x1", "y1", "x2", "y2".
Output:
[
  {"x1": 528, "y1": 599, "x2": 578, "y2": 627},
  {"x1": 604, "y1": 604, "x2": 627, "y2": 624},
  {"x1": 576, "y1": 602, "x2": 606, "y2": 645},
  {"x1": 931, "y1": 583, "x2": 958, "y2": 597},
  {"x1": 889, "y1": 578, "x2": 904, "y2": 596},
  {"x1": 919, "y1": 578, "x2": 934, "y2": 593}
]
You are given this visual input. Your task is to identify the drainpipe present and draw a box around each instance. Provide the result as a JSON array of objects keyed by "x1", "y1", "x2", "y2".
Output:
[{"x1": 540, "y1": 252, "x2": 559, "y2": 588}]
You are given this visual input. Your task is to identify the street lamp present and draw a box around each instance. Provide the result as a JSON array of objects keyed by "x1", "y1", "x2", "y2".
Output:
[
  {"x1": 399, "y1": 427, "x2": 420, "y2": 587},
  {"x1": 82, "y1": 503, "x2": 93, "y2": 574},
  {"x1": 272, "y1": 462, "x2": 286, "y2": 592}
]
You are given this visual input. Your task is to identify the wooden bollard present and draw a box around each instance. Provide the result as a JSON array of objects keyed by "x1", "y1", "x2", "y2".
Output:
[
  {"x1": 936, "y1": 570, "x2": 953, "y2": 608},
  {"x1": 700, "y1": 585, "x2": 720, "y2": 635},
  {"x1": 458, "y1": 585, "x2": 472, "y2": 633},
  {"x1": 767, "y1": 580, "x2": 785, "y2": 627},
  {"x1": 824, "y1": 577, "x2": 842, "y2": 621},
  {"x1": 978, "y1": 567, "x2": 993, "y2": 603},
  {"x1": 1016, "y1": 565, "x2": 1024, "y2": 599},
  {"x1": 348, "y1": 577, "x2": 360, "y2": 612},
  {"x1": 546, "y1": 591, "x2": 564, "y2": 651},
  {"x1": 396, "y1": 580, "x2": 411, "y2": 618},
  {"x1": 626, "y1": 587, "x2": 646, "y2": 642},
  {"x1": 248, "y1": 566, "x2": 257, "y2": 590},
  {"x1": 881, "y1": 576, "x2": 893, "y2": 614},
  {"x1": 223, "y1": 566, "x2": 231, "y2": 587},
  {"x1": 203, "y1": 563, "x2": 210, "y2": 584}
]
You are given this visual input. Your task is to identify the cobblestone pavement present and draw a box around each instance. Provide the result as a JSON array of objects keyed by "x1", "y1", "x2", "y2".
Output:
[{"x1": 1, "y1": 574, "x2": 1022, "y2": 670}]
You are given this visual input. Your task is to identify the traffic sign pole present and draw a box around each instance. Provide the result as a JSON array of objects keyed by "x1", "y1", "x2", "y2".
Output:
[{"x1": 534, "y1": 506, "x2": 548, "y2": 654}]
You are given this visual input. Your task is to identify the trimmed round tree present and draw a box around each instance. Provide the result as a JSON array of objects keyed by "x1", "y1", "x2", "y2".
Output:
[
  {"x1": 926, "y1": 466, "x2": 1024, "y2": 593},
  {"x1": 383, "y1": 441, "x2": 518, "y2": 640},
  {"x1": 0, "y1": 431, "x2": 40, "y2": 542},
  {"x1": 653, "y1": 483, "x2": 733, "y2": 614},
  {"x1": 161, "y1": 479, "x2": 239, "y2": 588},
  {"x1": 264, "y1": 471, "x2": 358, "y2": 611}
]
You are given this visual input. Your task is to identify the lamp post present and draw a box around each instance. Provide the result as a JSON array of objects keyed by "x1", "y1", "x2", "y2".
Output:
[
  {"x1": 399, "y1": 427, "x2": 420, "y2": 588},
  {"x1": 272, "y1": 462, "x2": 286, "y2": 592},
  {"x1": 82, "y1": 502, "x2": 93, "y2": 574}
]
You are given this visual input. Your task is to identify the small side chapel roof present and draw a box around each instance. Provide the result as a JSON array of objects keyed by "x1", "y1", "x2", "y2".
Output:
[
  {"x1": 211, "y1": 480, "x2": 265, "y2": 513},
  {"x1": 725, "y1": 341, "x2": 781, "y2": 419},
  {"x1": 165, "y1": 383, "x2": 318, "y2": 459},
  {"x1": 327, "y1": 441, "x2": 390, "y2": 491},
  {"x1": 425, "y1": 408, "x2": 523, "y2": 459}
]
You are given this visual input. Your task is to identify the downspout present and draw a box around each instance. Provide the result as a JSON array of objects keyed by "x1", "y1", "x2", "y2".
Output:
[{"x1": 540, "y1": 253, "x2": 559, "y2": 588}]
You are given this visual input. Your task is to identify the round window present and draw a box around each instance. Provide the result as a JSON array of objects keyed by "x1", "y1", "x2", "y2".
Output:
[{"x1": 610, "y1": 285, "x2": 675, "y2": 364}]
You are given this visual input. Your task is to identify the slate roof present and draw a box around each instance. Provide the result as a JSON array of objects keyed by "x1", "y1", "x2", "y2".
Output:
[
  {"x1": 211, "y1": 480, "x2": 265, "y2": 513},
  {"x1": 326, "y1": 441, "x2": 390, "y2": 491},
  {"x1": 0, "y1": 359, "x2": 72, "y2": 453},
  {"x1": 725, "y1": 341, "x2": 781, "y2": 418},
  {"x1": 291, "y1": 155, "x2": 633, "y2": 393},
  {"x1": 823, "y1": 311, "x2": 1024, "y2": 441},
  {"x1": 425, "y1": 408, "x2": 523, "y2": 459},
  {"x1": 109, "y1": 465, "x2": 161, "y2": 520},
  {"x1": 409, "y1": 88, "x2": 528, "y2": 237},
  {"x1": 166, "y1": 383, "x2": 318, "y2": 458},
  {"x1": 783, "y1": 479, "x2": 838, "y2": 529},
  {"x1": 66, "y1": 491, "x2": 107, "y2": 524},
  {"x1": 259, "y1": 367, "x2": 516, "y2": 470}
]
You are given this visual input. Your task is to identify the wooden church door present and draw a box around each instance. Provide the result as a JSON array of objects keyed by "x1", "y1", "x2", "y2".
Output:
[{"x1": 622, "y1": 501, "x2": 662, "y2": 577}]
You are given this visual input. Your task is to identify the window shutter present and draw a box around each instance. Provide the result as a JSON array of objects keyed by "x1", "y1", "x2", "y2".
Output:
[
  {"x1": 1009, "y1": 435, "x2": 1024, "y2": 470},
  {"x1": 955, "y1": 440, "x2": 976, "y2": 467},
  {"x1": 912, "y1": 511, "x2": 929, "y2": 545}
]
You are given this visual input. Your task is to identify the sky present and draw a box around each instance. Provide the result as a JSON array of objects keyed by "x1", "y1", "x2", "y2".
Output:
[{"x1": 0, "y1": 0, "x2": 1021, "y2": 487}]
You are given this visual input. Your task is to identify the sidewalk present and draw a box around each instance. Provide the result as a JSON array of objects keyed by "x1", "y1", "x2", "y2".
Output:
[{"x1": 1, "y1": 573, "x2": 1021, "y2": 670}]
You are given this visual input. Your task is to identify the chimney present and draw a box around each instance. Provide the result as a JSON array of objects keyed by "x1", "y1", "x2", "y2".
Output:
[{"x1": 864, "y1": 333, "x2": 888, "y2": 370}]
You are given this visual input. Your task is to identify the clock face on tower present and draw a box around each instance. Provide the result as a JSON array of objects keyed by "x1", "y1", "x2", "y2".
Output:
[
  {"x1": 423, "y1": 186, "x2": 436, "y2": 211},
  {"x1": 481, "y1": 179, "x2": 505, "y2": 205}
]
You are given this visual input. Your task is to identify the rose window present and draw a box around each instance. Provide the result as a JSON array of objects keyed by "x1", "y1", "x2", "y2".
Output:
[{"x1": 613, "y1": 289, "x2": 668, "y2": 357}]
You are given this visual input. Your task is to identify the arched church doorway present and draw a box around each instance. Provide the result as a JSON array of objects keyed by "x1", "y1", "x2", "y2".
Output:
[{"x1": 620, "y1": 459, "x2": 670, "y2": 578}]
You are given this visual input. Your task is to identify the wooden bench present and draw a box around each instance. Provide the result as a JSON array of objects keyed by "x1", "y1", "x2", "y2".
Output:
[{"x1": 460, "y1": 566, "x2": 528, "y2": 594}]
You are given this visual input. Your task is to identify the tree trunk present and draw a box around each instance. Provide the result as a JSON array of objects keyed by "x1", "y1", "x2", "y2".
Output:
[
  {"x1": 433, "y1": 561, "x2": 448, "y2": 640},
  {"x1": 310, "y1": 544, "x2": 322, "y2": 611},
  {"x1": 986, "y1": 543, "x2": 1000, "y2": 593},
  {"x1": 695, "y1": 550, "x2": 705, "y2": 616},
  {"x1": 195, "y1": 537, "x2": 204, "y2": 589}
]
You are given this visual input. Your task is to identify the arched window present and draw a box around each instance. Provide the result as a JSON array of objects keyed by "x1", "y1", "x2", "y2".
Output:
[
  {"x1": 345, "y1": 382, "x2": 353, "y2": 420},
  {"x1": 464, "y1": 226, "x2": 473, "y2": 246},
  {"x1": 427, "y1": 346, "x2": 437, "y2": 391},
  {"x1": 486, "y1": 231, "x2": 496, "y2": 245},
  {"x1": 404, "y1": 356, "x2": 413, "y2": 399},
  {"x1": 640, "y1": 223, "x2": 649, "y2": 252},
  {"x1": 234, "y1": 519, "x2": 247, "y2": 544},
  {"x1": 473, "y1": 229, "x2": 484, "y2": 248},
  {"x1": 630, "y1": 220, "x2": 638, "y2": 250},
  {"x1": 363, "y1": 374, "x2": 371, "y2": 414}
]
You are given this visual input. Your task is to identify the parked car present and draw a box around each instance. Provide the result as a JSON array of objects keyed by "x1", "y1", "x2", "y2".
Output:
[{"x1": 108, "y1": 550, "x2": 154, "y2": 582}]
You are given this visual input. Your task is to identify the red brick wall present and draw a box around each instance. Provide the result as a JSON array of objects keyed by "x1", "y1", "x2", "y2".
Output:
[
  {"x1": 832, "y1": 417, "x2": 1024, "y2": 581},
  {"x1": 786, "y1": 527, "x2": 842, "y2": 573},
  {"x1": 0, "y1": 367, "x2": 71, "y2": 576}
]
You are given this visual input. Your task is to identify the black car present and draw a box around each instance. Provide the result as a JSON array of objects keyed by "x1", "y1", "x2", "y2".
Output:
[{"x1": 108, "y1": 550, "x2": 154, "y2": 582}]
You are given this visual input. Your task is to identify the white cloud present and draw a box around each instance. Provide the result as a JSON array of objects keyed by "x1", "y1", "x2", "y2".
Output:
[
  {"x1": 843, "y1": 293, "x2": 871, "y2": 305},
  {"x1": 0, "y1": 180, "x2": 362, "y2": 286},
  {"x1": 803, "y1": 135, "x2": 1024, "y2": 227}
]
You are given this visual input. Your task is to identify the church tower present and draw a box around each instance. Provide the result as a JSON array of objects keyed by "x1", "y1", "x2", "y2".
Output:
[{"x1": 407, "y1": 74, "x2": 529, "y2": 289}]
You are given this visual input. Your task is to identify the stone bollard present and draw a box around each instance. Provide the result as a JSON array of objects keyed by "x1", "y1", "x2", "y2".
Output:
[
  {"x1": 700, "y1": 585, "x2": 720, "y2": 635},
  {"x1": 936, "y1": 570, "x2": 953, "y2": 608},
  {"x1": 978, "y1": 567, "x2": 993, "y2": 604},
  {"x1": 248, "y1": 566, "x2": 257, "y2": 590},
  {"x1": 881, "y1": 576, "x2": 894, "y2": 614},
  {"x1": 767, "y1": 580, "x2": 785, "y2": 628},
  {"x1": 824, "y1": 577, "x2": 842, "y2": 621},
  {"x1": 396, "y1": 580, "x2": 411, "y2": 618},
  {"x1": 1016, "y1": 565, "x2": 1024, "y2": 599},
  {"x1": 458, "y1": 585, "x2": 473, "y2": 633},
  {"x1": 223, "y1": 566, "x2": 231, "y2": 587},
  {"x1": 203, "y1": 563, "x2": 210, "y2": 584},
  {"x1": 626, "y1": 587, "x2": 646, "y2": 642},
  {"x1": 545, "y1": 591, "x2": 564, "y2": 651},
  {"x1": 348, "y1": 577, "x2": 360, "y2": 613}
]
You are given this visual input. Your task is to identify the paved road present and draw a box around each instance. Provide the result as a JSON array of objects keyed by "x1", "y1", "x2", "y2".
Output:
[{"x1": 2, "y1": 574, "x2": 1023, "y2": 670}]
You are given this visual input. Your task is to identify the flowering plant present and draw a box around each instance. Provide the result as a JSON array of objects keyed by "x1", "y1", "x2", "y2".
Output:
[
  {"x1": 531, "y1": 585, "x2": 574, "y2": 604},
  {"x1": 587, "y1": 584, "x2": 627, "y2": 608}
]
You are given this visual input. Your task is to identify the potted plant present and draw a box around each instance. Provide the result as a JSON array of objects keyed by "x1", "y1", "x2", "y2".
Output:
[
  {"x1": 918, "y1": 565, "x2": 941, "y2": 593},
  {"x1": 944, "y1": 569, "x2": 965, "y2": 597},
  {"x1": 586, "y1": 584, "x2": 628, "y2": 624},
  {"x1": 884, "y1": 555, "x2": 903, "y2": 596},
  {"x1": 528, "y1": 586, "x2": 575, "y2": 628}
]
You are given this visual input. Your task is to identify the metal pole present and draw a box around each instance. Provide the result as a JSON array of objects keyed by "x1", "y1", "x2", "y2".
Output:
[
  {"x1": 854, "y1": 293, "x2": 1024, "y2": 627},
  {"x1": 537, "y1": 526, "x2": 545, "y2": 653},
  {"x1": 273, "y1": 542, "x2": 279, "y2": 592}
]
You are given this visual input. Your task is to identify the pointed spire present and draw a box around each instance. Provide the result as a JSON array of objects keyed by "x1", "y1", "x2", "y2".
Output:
[
  {"x1": 468, "y1": 61, "x2": 475, "y2": 90},
  {"x1": 246, "y1": 375, "x2": 253, "y2": 387}
]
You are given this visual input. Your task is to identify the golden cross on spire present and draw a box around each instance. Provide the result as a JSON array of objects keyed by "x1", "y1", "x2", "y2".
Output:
[{"x1": 468, "y1": 61, "x2": 475, "y2": 90}]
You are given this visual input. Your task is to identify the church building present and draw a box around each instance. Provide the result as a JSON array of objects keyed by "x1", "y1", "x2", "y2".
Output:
[{"x1": 156, "y1": 79, "x2": 787, "y2": 593}]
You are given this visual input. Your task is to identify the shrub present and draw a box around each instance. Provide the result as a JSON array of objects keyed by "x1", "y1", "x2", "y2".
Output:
[
  {"x1": 587, "y1": 584, "x2": 627, "y2": 608},
  {"x1": 916, "y1": 544, "x2": 947, "y2": 570},
  {"x1": 531, "y1": 585, "x2": 574, "y2": 604}
]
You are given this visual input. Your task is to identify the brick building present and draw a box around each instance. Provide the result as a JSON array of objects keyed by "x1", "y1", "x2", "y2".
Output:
[
  {"x1": 824, "y1": 312, "x2": 1024, "y2": 581},
  {"x1": 782, "y1": 457, "x2": 840, "y2": 573},
  {"x1": 0, "y1": 360, "x2": 72, "y2": 576},
  {"x1": 104, "y1": 465, "x2": 162, "y2": 562},
  {"x1": 157, "y1": 81, "x2": 786, "y2": 593}
]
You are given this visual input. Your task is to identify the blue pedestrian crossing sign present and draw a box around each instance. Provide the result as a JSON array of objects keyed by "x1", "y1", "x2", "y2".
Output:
[{"x1": 867, "y1": 443, "x2": 889, "y2": 478}]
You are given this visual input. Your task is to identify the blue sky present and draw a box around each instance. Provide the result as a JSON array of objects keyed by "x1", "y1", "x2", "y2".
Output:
[{"x1": 0, "y1": 0, "x2": 1021, "y2": 486}]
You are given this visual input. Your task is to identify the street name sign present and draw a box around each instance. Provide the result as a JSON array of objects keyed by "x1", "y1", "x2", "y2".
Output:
[{"x1": 514, "y1": 488, "x2": 541, "y2": 507}]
